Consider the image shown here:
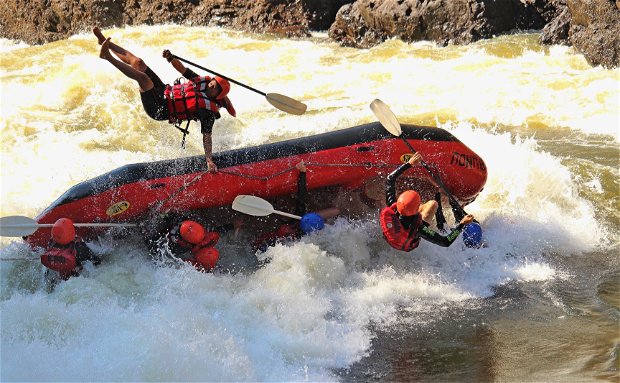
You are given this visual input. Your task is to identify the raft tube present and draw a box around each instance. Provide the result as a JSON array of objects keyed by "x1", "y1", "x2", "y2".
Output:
[{"x1": 26, "y1": 122, "x2": 487, "y2": 248}]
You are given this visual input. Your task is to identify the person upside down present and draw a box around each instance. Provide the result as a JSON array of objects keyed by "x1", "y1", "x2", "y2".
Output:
[
  {"x1": 94, "y1": 26, "x2": 236, "y2": 172},
  {"x1": 380, "y1": 152, "x2": 475, "y2": 252}
]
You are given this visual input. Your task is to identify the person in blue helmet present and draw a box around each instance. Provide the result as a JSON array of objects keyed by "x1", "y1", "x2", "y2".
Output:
[{"x1": 252, "y1": 161, "x2": 340, "y2": 253}]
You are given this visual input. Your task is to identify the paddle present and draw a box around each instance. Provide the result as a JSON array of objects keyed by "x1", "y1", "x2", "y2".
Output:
[
  {"x1": 232, "y1": 195, "x2": 301, "y2": 220},
  {"x1": 0, "y1": 216, "x2": 138, "y2": 237},
  {"x1": 370, "y1": 99, "x2": 469, "y2": 217},
  {"x1": 172, "y1": 55, "x2": 307, "y2": 116}
]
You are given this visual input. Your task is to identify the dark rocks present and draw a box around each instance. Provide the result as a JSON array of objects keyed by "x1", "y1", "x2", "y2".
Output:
[
  {"x1": 0, "y1": 0, "x2": 352, "y2": 43},
  {"x1": 328, "y1": 0, "x2": 619, "y2": 68},
  {"x1": 567, "y1": 0, "x2": 620, "y2": 68},
  {"x1": 0, "y1": 0, "x2": 617, "y2": 68},
  {"x1": 328, "y1": 0, "x2": 550, "y2": 48}
]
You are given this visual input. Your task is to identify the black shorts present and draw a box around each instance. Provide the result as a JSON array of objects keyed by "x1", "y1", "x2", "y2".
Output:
[
  {"x1": 140, "y1": 67, "x2": 168, "y2": 121},
  {"x1": 195, "y1": 109, "x2": 216, "y2": 134}
]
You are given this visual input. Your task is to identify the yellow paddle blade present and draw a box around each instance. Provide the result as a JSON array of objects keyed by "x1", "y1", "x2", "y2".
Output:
[
  {"x1": 266, "y1": 93, "x2": 307, "y2": 115},
  {"x1": 370, "y1": 98, "x2": 402, "y2": 136}
]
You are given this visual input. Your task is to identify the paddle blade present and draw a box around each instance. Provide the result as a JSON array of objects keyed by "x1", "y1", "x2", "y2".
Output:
[
  {"x1": 266, "y1": 93, "x2": 307, "y2": 115},
  {"x1": 232, "y1": 195, "x2": 275, "y2": 217},
  {"x1": 0, "y1": 216, "x2": 39, "y2": 237},
  {"x1": 370, "y1": 99, "x2": 402, "y2": 136}
]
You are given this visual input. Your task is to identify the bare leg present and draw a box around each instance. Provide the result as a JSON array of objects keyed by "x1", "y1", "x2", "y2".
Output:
[
  {"x1": 100, "y1": 38, "x2": 154, "y2": 92},
  {"x1": 93, "y1": 26, "x2": 147, "y2": 72},
  {"x1": 418, "y1": 200, "x2": 438, "y2": 223}
]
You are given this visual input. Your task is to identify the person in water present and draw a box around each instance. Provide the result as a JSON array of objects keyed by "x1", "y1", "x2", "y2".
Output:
[
  {"x1": 146, "y1": 212, "x2": 244, "y2": 272},
  {"x1": 94, "y1": 27, "x2": 235, "y2": 172},
  {"x1": 40, "y1": 218, "x2": 101, "y2": 280},
  {"x1": 252, "y1": 161, "x2": 340, "y2": 253},
  {"x1": 380, "y1": 153, "x2": 475, "y2": 252},
  {"x1": 164, "y1": 218, "x2": 243, "y2": 272}
]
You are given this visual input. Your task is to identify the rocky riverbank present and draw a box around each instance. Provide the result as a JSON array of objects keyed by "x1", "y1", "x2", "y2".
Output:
[{"x1": 1, "y1": 0, "x2": 618, "y2": 68}]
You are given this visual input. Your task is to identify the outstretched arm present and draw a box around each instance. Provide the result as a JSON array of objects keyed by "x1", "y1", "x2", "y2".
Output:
[
  {"x1": 418, "y1": 214, "x2": 475, "y2": 247},
  {"x1": 163, "y1": 49, "x2": 188, "y2": 75},
  {"x1": 385, "y1": 152, "x2": 423, "y2": 205},
  {"x1": 202, "y1": 133, "x2": 217, "y2": 172},
  {"x1": 386, "y1": 163, "x2": 411, "y2": 206}
]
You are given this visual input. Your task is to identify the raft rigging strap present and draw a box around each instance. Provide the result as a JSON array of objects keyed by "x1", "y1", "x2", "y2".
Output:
[
  {"x1": 153, "y1": 161, "x2": 455, "y2": 229},
  {"x1": 218, "y1": 162, "x2": 395, "y2": 181},
  {"x1": 153, "y1": 162, "x2": 392, "y2": 213}
]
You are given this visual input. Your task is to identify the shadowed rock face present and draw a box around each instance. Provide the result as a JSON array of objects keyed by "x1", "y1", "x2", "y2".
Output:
[
  {"x1": 0, "y1": 0, "x2": 617, "y2": 68},
  {"x1": 328, "y1": 0, "x2": 548, "y2": 47},
  {"x1": 0, "y1": 0, "x2": 352, "y2": 44},
  {"x1": 566, "y1": 0, "x2": 620, "y2": 68},
  {"x1": 328, "y1": 0, "x2": 619, "y2": 68}
]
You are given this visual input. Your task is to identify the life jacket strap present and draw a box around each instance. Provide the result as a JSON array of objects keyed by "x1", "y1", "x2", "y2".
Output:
[{"x1": 175, "y1": 120, "x2": 191, "y2": 149}]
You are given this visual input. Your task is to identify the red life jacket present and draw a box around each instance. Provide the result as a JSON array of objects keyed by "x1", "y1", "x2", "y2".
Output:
[
  {"x1": 164, "y1": 76, "x2": 223, "y2": 123},
  {"x1": 380, "y1": 203, "x2": 422, "y2": 252},
  {"x1": 41, "y1": 244, "x2": 78, "y2": 279}
]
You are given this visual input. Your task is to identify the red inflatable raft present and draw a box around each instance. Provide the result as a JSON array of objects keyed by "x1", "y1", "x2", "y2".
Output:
[{"x1": 26, "y1": 122, "x2": 487, "y2": 249}]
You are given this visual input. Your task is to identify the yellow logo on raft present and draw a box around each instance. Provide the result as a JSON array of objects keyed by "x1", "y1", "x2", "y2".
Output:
[
  {"x1": 106, "y1": 201, "x2": 130, "y2": 217},
  {"x1": 400, "y1": 153, "x2": 414, "y2": 163}
]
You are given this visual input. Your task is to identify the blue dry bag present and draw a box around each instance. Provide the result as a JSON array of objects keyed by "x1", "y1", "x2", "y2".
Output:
[{"x1": 300, "y1": 213, "x2": 325, "y2": 234}]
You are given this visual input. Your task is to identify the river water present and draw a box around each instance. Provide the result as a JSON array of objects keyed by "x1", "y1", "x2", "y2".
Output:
[{"x1": 1, "y1": 25, "x2": 618, "y2": 382}]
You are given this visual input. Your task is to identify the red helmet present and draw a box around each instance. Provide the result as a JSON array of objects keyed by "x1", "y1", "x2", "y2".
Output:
[
  {"x1": 51, "y1": 218, "x2": 76, "y2": 245},
  {"x1": 179, "y1": 220, "x2": 206, "y2": 245},
  {"x1": 214, "y1": 76, "x2": 231, "y2": 100},
  {"x1": 396, "y1": 190, "x2": 421, "y2": 216}
]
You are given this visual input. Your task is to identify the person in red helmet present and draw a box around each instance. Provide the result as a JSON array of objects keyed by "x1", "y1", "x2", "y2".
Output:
[
  {"x1": 380, "y1": 153, "x2": 475, "y2": 251},
  {"x1": 94, "y1": 27, "x2": 236, "y2": 172},
  {"x1": 40, "y1": 218, "x2": 101, "y2": 280},
  {"x1": 151, "y1": 216, "x2": 243, "y2": 272}
]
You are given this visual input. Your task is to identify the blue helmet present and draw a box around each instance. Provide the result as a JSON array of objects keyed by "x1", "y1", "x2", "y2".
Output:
[
  {"x1": 300, "y1": 212, "x2": 325, "y2": 234},
  {"x1": 462, "y1": 222, "x2": 483, "y2": 248}
]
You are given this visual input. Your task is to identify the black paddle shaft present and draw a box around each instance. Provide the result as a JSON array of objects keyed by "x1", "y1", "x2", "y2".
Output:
[
  {"x1": 172, "y1": 55, "x2": 266, "y2": 97},
  {"x1": 399, "y1": 136, "x2": 469, "y2": 218}
]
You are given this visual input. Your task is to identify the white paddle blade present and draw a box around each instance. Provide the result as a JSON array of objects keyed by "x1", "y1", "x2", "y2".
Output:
[
  {"x1": 0, "y1": 216, "x2": 40, "y2": 237},
  {"x1": 370, "y1": 99, "x2": 402, "y2": 136},
  {"x1": 232, "y1": 195, "x2": 275, "y2": 217},
  {"x1": 266, "y1": 93, "x2": 307, "y2": 115}
]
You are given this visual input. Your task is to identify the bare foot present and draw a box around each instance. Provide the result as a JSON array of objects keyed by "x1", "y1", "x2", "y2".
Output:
[
  {"x1": 99, "y1": 38, "x2": 112, "y2": 59},
  {"x1": 93, "y1": 26, "x2": 106, "y2": 45}
]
